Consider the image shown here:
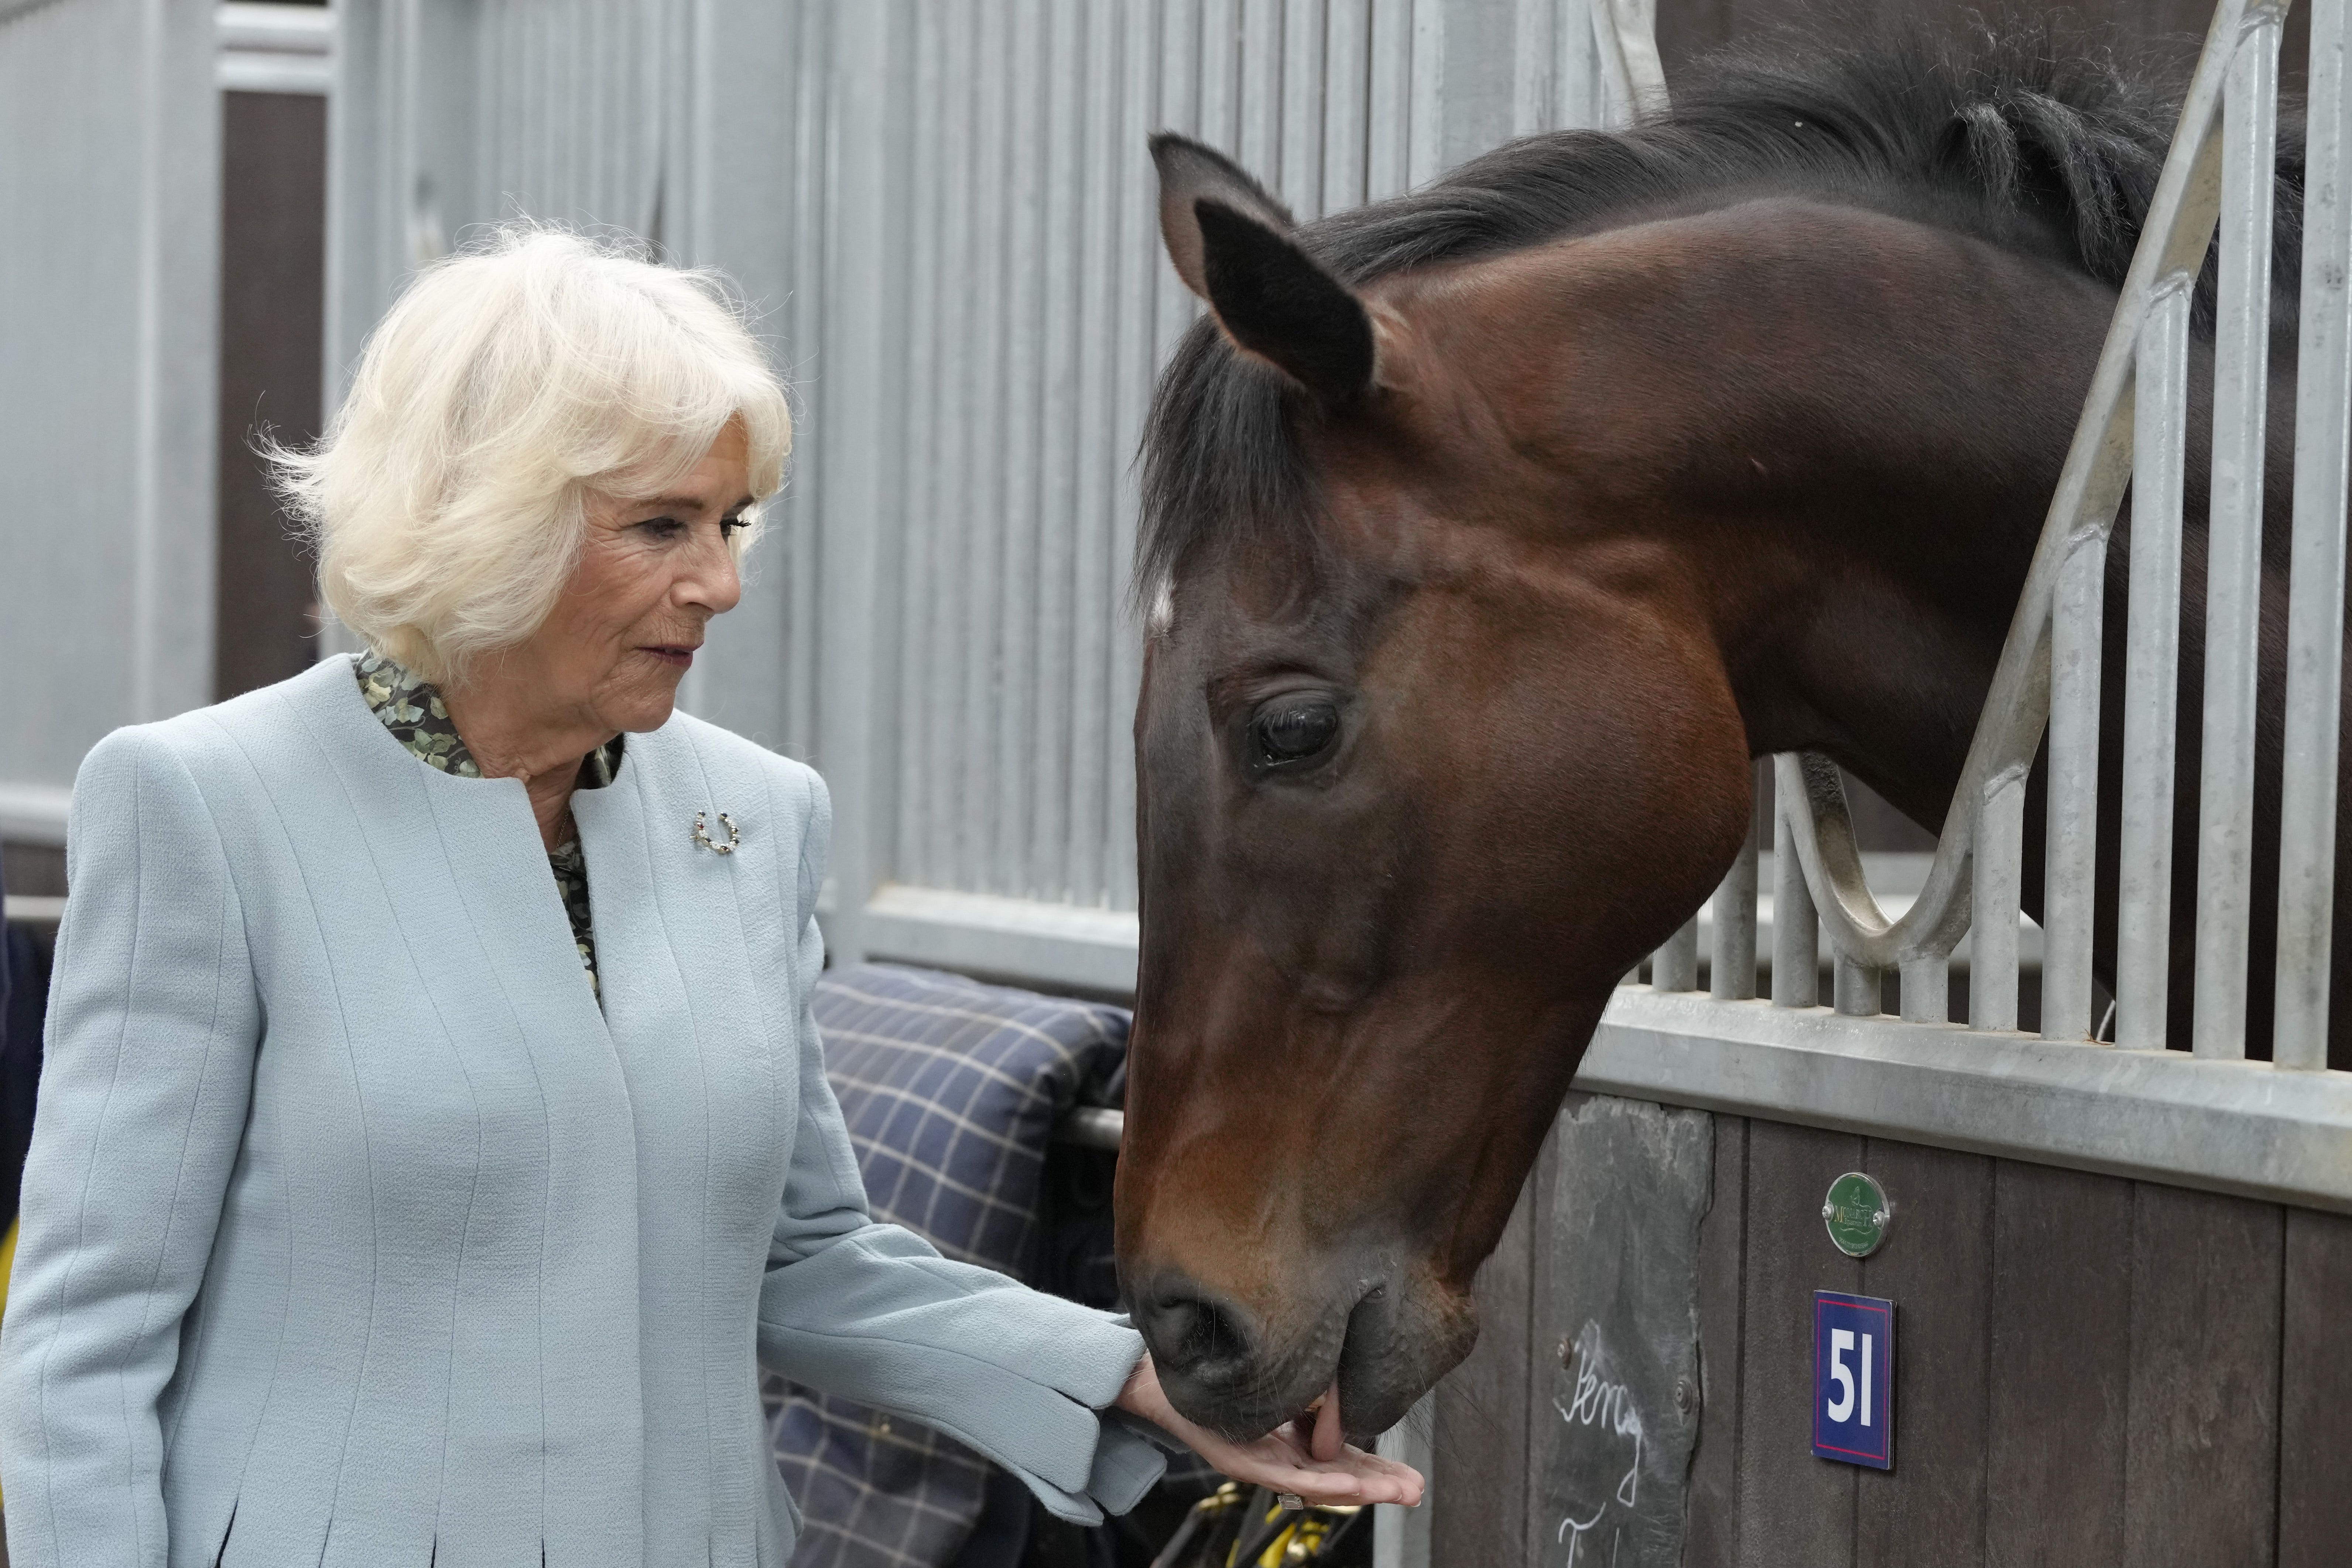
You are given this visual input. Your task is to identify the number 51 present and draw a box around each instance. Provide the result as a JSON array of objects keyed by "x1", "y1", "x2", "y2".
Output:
[{"x1": 1826, "y1": 1328, "x2": 1873, "y2": 1425}]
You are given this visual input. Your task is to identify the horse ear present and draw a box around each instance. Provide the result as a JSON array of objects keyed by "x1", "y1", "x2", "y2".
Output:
[{"x1": 1149, "y1": 133, "x2": 1375, "y2": 405}]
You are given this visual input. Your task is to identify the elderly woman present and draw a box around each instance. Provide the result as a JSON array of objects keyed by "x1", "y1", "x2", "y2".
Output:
[{"x1": 0, "y1": 230, "x2": 1418, "y2": 1567}]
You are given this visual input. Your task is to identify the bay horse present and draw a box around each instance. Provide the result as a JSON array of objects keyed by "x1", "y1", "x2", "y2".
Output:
[{"x1": 1116, "y1": 28, "x2": 2334, "y2": 1448}]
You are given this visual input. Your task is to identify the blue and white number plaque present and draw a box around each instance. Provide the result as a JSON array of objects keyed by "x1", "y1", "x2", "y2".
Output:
[{"x1": 1810, "y1": 1290, "x2": 1894, "y2": 1469}]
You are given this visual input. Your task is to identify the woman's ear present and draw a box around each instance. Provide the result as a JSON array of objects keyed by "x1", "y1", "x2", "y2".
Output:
[{"x1": 1149, "y1": 134, "x2": 1375, "y2": 407}]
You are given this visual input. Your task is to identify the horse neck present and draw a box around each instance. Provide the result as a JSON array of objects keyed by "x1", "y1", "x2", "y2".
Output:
[{"x1": 1538, "y1": 202, "x2": 2149, "y2": 830}]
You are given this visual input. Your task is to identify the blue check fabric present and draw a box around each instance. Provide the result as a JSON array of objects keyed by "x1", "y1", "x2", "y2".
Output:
[{"x1": 770, "y1": 963, "x2": 1132, "y2": 1568}]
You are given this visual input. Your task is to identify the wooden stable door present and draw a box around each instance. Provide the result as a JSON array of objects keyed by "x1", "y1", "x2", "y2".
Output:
[{"x1": 1433, "y1": 1095, "x2": 2352, "y2": 1567}]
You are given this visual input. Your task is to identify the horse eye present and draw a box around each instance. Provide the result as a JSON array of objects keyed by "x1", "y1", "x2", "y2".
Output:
[{"x1": 1248, "y1": 694, "x2": 1342, "y2": 771}]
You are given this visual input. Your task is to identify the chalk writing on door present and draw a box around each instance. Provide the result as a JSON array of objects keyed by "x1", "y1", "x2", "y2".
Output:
[{"x1": 1552, "y1": 1319, "x2": 1645, "y2": 1565}]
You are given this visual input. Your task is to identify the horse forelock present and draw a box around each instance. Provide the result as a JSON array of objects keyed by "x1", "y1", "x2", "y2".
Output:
[{"x1": 1136, "y1": 17, "x2": 2307, "y2": 599}]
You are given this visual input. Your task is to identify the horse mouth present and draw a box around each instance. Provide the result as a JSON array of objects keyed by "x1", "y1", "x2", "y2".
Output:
[{"x1": 1150, "y1": 1271, "x2": 1458, "y2": 1445}]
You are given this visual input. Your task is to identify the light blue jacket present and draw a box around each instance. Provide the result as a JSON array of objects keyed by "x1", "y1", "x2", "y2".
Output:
[{"x1": 0, "y1": 655, "x2": 1161, "y2": 1568}]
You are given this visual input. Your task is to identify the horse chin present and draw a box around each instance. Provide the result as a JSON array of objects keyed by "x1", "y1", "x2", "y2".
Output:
[{"x1": 1331, "y1": 1267, "x2": 1479, "y2": 1440}]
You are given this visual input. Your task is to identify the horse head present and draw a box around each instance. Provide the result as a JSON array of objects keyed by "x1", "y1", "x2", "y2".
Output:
[{"x1": 1116, "y1": 136, "x2": 1763, "y2": 1443}]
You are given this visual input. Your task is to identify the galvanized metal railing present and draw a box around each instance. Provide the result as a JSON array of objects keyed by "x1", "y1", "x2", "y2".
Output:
[{"x1": 1601, "y1": 0, "x2": 2352, "y2": 1209}]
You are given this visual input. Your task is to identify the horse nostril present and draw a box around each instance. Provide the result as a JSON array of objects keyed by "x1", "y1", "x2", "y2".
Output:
[{"x1": 1134, "y1": 1278, "x2": 1257, "y2": 1377}]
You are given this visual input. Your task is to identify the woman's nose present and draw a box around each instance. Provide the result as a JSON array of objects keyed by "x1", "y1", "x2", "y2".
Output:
[{"x1": 681, "y1": 533, "x2": 742, "y2": 615}]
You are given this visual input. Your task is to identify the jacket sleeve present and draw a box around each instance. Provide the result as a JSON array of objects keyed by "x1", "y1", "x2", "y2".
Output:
[
  {"x1": 753, "y1": 777, "x2": 1164, "y2": 1526},
  {"x1": 0, "y1": 728, "x2": 262, "y2": 1568}
]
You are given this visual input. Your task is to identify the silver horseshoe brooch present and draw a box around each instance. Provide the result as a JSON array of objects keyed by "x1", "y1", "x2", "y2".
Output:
[{"x1": 692, "y1": 811, "x2": 740, "y2": 855}]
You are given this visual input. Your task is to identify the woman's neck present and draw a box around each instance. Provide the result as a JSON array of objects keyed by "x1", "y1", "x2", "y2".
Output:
[{"x1": 441, "y1": 677, "x2": 619, "y2": 850}]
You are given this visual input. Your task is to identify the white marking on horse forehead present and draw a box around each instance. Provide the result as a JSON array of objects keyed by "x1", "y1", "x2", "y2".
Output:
[{"x1": 1147, "y1": 577, "x2": 1176, "y2": 638}]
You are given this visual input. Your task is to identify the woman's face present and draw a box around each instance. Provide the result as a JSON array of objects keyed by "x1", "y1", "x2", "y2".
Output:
[{"x1": 517, "y1": 419, "x2": 752, "y2": 736}]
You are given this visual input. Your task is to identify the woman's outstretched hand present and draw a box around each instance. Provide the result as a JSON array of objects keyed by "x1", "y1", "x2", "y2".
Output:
[{"x1": 1113, "y1": 1353, "x2": 1426, "y2": 1509}]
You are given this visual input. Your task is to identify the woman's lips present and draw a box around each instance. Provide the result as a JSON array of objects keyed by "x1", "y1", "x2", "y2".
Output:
[{"x1": 641, "y1": 645, "x2": 697, "y2": 668}]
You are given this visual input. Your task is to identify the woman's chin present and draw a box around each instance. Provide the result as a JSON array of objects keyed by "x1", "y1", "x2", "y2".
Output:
[{"x1": 602, "y1": 684, "x2": 680, "y2": 735}]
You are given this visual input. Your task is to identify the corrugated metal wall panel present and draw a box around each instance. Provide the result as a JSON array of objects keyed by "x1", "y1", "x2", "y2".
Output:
[
  {"x1": 891, "y1": 0, "x2": 949, "y2": 891},
  {"x1": 470, "y1": 0, "x2": 663, "y2": 246},
  {"x1": 667, "y1": 0, "x2": 828, "y2": 765},
  {"x1": 1516, "y1": 0, "x2": 1608, "y2": 133},
  {"x1": 993, "y1": 0, "x2": 1046, "y2": 900},
  {"x1": 0, "y1": 0, "x2": 219, "y2": 808},
  {"x1": 1325, "y1": 1, "x2": 1373, "y2": 213},
  {"x1": 1062, "y1": 0, "x2": 1124, "y2": 911},
  {"x1": 1366, "y1": 0, "x2": 1414, "y2": 199},
  {"x1": 1032, "y1": 0, "x2": 1089, "y2": 907}
]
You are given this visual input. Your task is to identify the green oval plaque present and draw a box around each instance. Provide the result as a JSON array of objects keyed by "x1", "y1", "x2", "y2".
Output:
[{"x1": 1821, "y1": 1171, "x2": 1891, "y2": 1257}]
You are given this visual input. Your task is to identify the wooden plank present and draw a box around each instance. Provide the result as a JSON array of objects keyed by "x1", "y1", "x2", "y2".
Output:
[
  {"x1": 2279, "y1": 1206, "x2": 2352, "y2": 1567},
  {"x1": 1735, "y1": 1119, "x2": 1862, "y2": 1568},
  {"x1": 1985, "y1": 1160, "x2": 2131, "y2": 1568},
  {"x1": 2123, "y1": 1184, "x2": 2283, "y2": 1567},
  {"x1": 1683, "y1": 1114, "x2": 1748, "y2": 1568},
  {"x1": 1431, "y1": 1123, "x2": 1540, "y2": 1567},
  {"x1": 1855, "y1": 1141, "x2": 1992, "y2": 1567},
  {"x1": 1527, "y1": 1095, "x2": 1713, "y2": 1566}
]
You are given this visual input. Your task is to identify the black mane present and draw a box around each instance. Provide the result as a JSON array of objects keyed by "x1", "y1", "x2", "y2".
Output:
[{"x1": 1138, "y1": 23, "x2": 2305, "y2": 596}]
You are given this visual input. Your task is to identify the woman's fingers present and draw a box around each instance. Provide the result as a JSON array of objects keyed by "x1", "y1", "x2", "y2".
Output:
[
  {"x1": 1199, "y1": 1432, "x2": 1425, "y2": 1506},
  {"x1": 1111, "y1": 1351, "x2": 1428, "y2": 1506},
  {"x1": 1207, "y1": 1429, "x2": 1425, "y2": 1503}
]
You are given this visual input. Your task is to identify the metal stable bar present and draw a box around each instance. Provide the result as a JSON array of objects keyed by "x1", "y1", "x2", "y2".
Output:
[
  {"x1": 1590, "y1": 989, "x2": 2352, "y2": 1212},
  {"x1": 1898, "y1": 956, "x2": 1947, "y2": 1024},
  {"x1": 1062, "y1": 975, "x2": 2352, "y2": 1201},
  {"x1": 1834, "y1": 956, "x2": 1881, "y2": 1017},
  {"x1": 1, "y1": 896, "x2": 65, "y2": 929},
  {"x1": 1773, "y1": 795, "x2": 1819, "y2": 1007},
  {"x1": 2115, "y1": 278, "x2": 2195, "y2": 1050},
  {"x1": 2044, "y1": 532, "x2": 2108, "y2": 1041},
  {"x1": 1052, "y1": 1106, "x2": 1125, "y2": 1151},
  {"x1": 2192, "y1": 10, "x2": 2284, "y2": 1061},
  {"x1": 1652, "y1": 916, "x2": 1700, "y2": 993},
  {"x1": 2276, "y1": 0, "x2": 2352, "y2": 1070},
  {"x1": 1709, "y1": 764, "x2": 1764, "y2": 1000},
  {"x1": 1972, "y1": 771, "x2": 2026, "y2": 1030}
]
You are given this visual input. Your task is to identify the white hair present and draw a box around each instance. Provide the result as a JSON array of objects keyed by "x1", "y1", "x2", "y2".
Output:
[{"x1": 272, "y1": 225, "x2": 791, "y2": 686}]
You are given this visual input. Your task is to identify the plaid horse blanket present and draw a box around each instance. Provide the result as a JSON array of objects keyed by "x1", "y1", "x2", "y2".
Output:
[{"x1": 769, "y1": 963, "x2": 1133, "y2": 1568}]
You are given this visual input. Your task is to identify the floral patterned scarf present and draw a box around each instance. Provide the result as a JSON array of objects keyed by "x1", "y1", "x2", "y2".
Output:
[{"x1": 356, "y1": 651, "x2": 621, "y2": 999}]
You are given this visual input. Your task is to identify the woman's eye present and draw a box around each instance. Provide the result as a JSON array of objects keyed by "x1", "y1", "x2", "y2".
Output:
[
  {"x1": 1246, "y1": 694, "x2": 1342, "y2": 773},
  {"x1": 637, "y1": 515, "x2": 685, "y2": 539}
]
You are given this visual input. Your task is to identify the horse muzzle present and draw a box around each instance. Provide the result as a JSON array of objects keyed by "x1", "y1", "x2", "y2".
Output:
[{"x1": 1128, "y1": 1260, "x2": 1473, "y2": 1444}]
